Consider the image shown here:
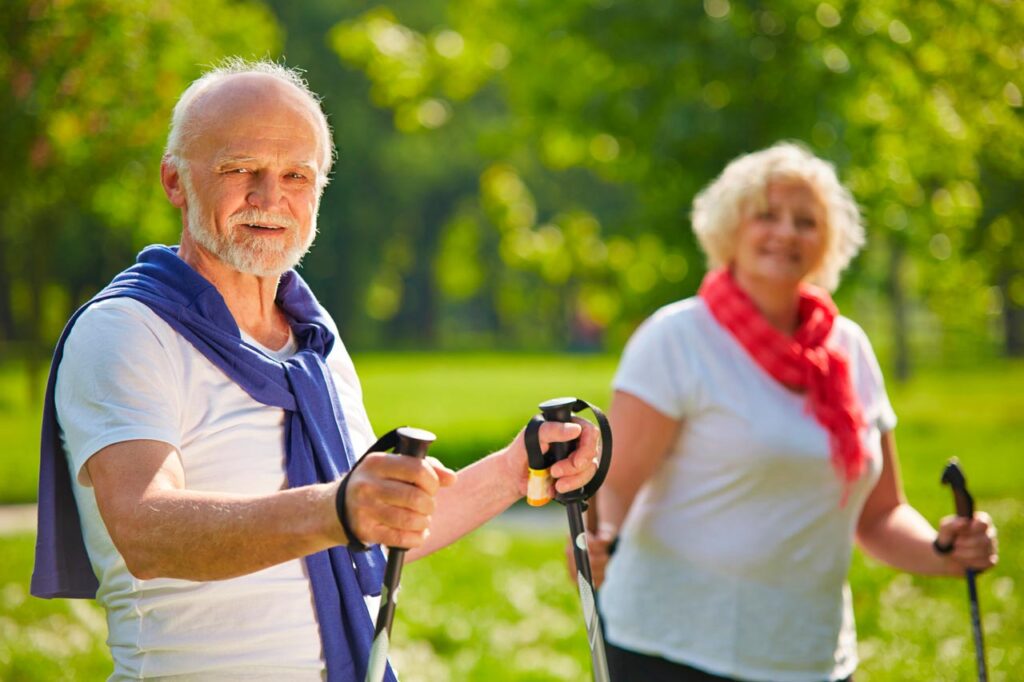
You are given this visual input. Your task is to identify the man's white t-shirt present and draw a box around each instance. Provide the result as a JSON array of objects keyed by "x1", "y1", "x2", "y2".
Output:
[
  {"x1": 600, "y1": 297, "x2": 897, "y2": 682},
  {"x1": 55, "y1": 297, "x2": 377, "y2": 681}
]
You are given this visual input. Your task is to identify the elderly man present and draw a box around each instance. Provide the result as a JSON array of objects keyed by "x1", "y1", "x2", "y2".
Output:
[{"x1": 32, "y1": 59, "x2": 598, "y2": 681}]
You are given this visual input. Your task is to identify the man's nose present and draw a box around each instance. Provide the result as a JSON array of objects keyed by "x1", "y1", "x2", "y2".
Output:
[{"x1": 246, "y1": 173, "x2": 285, "y2": 211}]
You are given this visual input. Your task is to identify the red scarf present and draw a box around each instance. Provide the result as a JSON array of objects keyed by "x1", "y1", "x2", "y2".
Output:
[{"x1": 699, "y1": 268, "x2": 867, "y2": 487}]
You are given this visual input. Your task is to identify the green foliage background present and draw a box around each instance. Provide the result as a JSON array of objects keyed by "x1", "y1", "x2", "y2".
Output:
[
  {"x1": 1, "y1": 1, "x2": 1022, "y2": 680},
  {"x1": 2, "y1": 1, "x2": 1023, "y2": 372}
]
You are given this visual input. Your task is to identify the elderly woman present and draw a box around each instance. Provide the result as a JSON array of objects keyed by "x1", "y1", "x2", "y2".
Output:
[{"x1": 592, "y1": 143, "x2": 998, "y2": 682}]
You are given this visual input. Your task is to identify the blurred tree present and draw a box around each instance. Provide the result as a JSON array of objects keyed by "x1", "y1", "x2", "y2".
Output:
[
  {"x1": 0, "y1": 0, "x2": 281, "y2": 394},
  {"x1": 266, "y1": 0, "x2": 488, "y2": 349},
  {"x1": 4, "y1": 0, "x2": 1020, "y2": 379},
  {"x1": 331, "y1": 0, "x2": 1024, "y2": 371}
]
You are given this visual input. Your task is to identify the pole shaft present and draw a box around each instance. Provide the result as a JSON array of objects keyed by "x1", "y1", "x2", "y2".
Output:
[
  {"x1": 966, "y1": 571, "x2": 987, "y2": 682},
  {"x1": 566, "y1": 501, "x2": 610, "y2": 682},
  {"x1": 365, "y1": 549, "x2": 407, "y2": 682},
  {"x1": 376, "y1": 549, "x2": 408, "y2": 638}
]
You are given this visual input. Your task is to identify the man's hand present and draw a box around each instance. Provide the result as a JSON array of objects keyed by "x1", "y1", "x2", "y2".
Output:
[
  {"x1": 341, "y1": 454, "x2": 456, "y2": 549},
  {"x1": 504, "y1": 417, "x2": 602, "y2": 500}
]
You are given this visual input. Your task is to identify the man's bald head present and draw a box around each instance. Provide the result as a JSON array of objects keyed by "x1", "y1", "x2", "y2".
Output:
[{"x1": 164, "y1": 59, "x2": 334, "y2": 190}]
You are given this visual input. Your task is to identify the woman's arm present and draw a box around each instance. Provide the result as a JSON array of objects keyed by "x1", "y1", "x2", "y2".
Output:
[
  {"x1": 855, "y1": 431, "x2": 998, "y2": 576},
  {"x1": 579, "y1": 390, "x2": 680, "y2": 586},
  {"x1": 599, "y1": 390, "x2": 681, "y2": 533}
]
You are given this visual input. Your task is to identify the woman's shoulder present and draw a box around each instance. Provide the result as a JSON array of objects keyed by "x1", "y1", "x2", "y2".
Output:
[
  {"x1": 620, "y1": 297, "x2": 717, "y2": 361},
  {"x1": 829, "y1": 314, "x2": 879, "y2": 360},
  {"x1": 644, "y1": 296, "x2": 710, "y2": 329},
  {"x1": 831, "y1": 314, "x2": 869, "y2": 340},
  {"x1": 630, "y1": 295, "x2": 717, "y2": 342}
]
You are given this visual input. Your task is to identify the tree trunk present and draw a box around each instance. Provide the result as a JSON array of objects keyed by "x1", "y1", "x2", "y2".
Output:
[
  {"x1": 1000, "y1": 270, "x2": 1024, "y2": 357},
  {"x1": 887, "y1": 236, "x2": 911, "y2": 382}
]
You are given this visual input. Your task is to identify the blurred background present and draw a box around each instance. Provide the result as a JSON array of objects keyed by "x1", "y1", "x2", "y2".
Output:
[{"x1": 1, "y1": 0, "x2": 1021, "y2": 679}]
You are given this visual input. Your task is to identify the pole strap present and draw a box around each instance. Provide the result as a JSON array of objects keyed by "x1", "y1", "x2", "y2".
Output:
[
  {"x1": 523, "y1": 398, "x2": 613, "y2": 504},
  {"x1": 334, "y1": 428, "x2": 409, "y2": 553}
]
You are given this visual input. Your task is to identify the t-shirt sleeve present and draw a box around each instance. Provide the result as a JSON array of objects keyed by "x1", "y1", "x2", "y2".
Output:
[
  {"x1": 612, "y1": 307, "x2": 697, "y2": 420},
  {"x1": 55, "y1": 299, "x2": 184, "y2": 486},
  {"x1": 326, "y1": 337, "x2": 376, "y2": 457},
  {"x1": 843, "y1": 319, "x2": 898, "y2": 433}
]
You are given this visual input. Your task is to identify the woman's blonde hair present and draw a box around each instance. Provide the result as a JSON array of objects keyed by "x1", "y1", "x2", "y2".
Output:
[{"x1": 690, "y1": 142, "x2": 864, "y2": 291}]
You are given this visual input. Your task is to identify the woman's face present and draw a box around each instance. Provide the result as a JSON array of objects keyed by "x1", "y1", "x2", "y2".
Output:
[{"x1": 732, "y1": 180, "x2": 828, "y2": 290}]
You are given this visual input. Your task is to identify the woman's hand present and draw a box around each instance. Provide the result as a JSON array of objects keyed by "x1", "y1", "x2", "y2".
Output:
[
  {"x1": 934, "y1": 511, "x2": 999, "y2": 573},
  {"x1": 565, "y1": 526, "x2": 617, "y2": 588}
]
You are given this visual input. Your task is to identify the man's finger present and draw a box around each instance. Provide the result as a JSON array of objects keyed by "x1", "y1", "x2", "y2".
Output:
[
  {"x1": 554, "y1": 466, "x2": 599, "y2": 493},
  {"x1": 539, "y1": 421, "x2": 583, "y2": 449},
  {"x1": 426, "y1": 456, "x2": 457, "y2": 487},
  {"x1": 372, "y1": 479, "x2": 439, "y2": 515},
  {"x1": 362, "y1": 453, "x2": 443, "y2": 495}
]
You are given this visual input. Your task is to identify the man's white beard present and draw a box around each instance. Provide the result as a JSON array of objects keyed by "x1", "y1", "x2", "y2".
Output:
[{"x1": 181, "y1": 172, "x2": 318, "y2": 277}]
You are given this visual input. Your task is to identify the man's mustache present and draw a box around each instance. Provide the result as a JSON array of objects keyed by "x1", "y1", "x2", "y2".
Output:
[{"x1": 230, "y1": 209, "x2": 300, "y2": 230}]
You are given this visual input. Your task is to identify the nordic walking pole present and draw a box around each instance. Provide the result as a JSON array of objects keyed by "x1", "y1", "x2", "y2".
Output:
[
  {"x1": 524, "y1": 397, "x2": 613, "y2": 682},
  {"x1": 362, "y1": 427, "x2": 438, "y2": 682},
  {"x1": 940, "y1": 458, "x2": 988, "y2": 682}
]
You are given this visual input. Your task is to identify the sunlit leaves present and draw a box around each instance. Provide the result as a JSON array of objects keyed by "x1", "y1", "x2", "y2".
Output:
[
  {"x1": 329, "y1": 0, "x2": 1024, "y2": 359},
  {"x1": 0, "y1": 0, "x2": 282, "y2": 356}
]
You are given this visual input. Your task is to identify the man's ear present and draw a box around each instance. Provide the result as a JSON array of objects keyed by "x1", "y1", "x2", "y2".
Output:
[{"x1": 161, "y1": 156, "x2": 187, "y2": 209}]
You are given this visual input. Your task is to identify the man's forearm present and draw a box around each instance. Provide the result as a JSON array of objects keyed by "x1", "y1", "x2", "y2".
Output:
[{"x1": 110, "y1": 483, "x2": 343, "y2": 580}]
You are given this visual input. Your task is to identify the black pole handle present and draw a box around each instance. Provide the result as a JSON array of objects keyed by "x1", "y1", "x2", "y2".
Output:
[
  {"x1": 941, "y1": 458, "x2": 975, "y2": 519},
  {"x1": 523, "y1": 397, "x2": 613, "y2": 506},
  {"x1": 365, "y1": 426, "x2": 436, "y2": 462}
]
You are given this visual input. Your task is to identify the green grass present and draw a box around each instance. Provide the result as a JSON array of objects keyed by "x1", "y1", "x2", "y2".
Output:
[
  {"x1": 0, "y1": 534, "x2": 111, "y2": 680},
  {"x1": 0, "y1": 361, "x2": 44, "y2": 504},
  {"x1": 0, "y1": 355, "x2": 1022, "y2": 680},
  {"x1": 355, "y1": 351, "x2": 617, "y2": 470}
]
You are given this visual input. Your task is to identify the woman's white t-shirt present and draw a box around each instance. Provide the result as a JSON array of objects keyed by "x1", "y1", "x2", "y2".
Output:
[
  {"x1": 600, "y1": 297, "x2": 897, "y2": 682},
  {"x1": 56, "y1": 297, "x2": 377, "y2": 681}
]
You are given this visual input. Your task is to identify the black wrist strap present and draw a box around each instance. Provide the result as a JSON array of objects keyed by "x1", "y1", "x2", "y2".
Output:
[
  {"x1": 335, "y1": 428, "x2": 412, "y2": 553},
  {"x1": 335, "y1": 457, "x2": 369, "y2": 553},
  {"x1": 933, "y1": 536, "x2": 954, "y2": 555}
]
